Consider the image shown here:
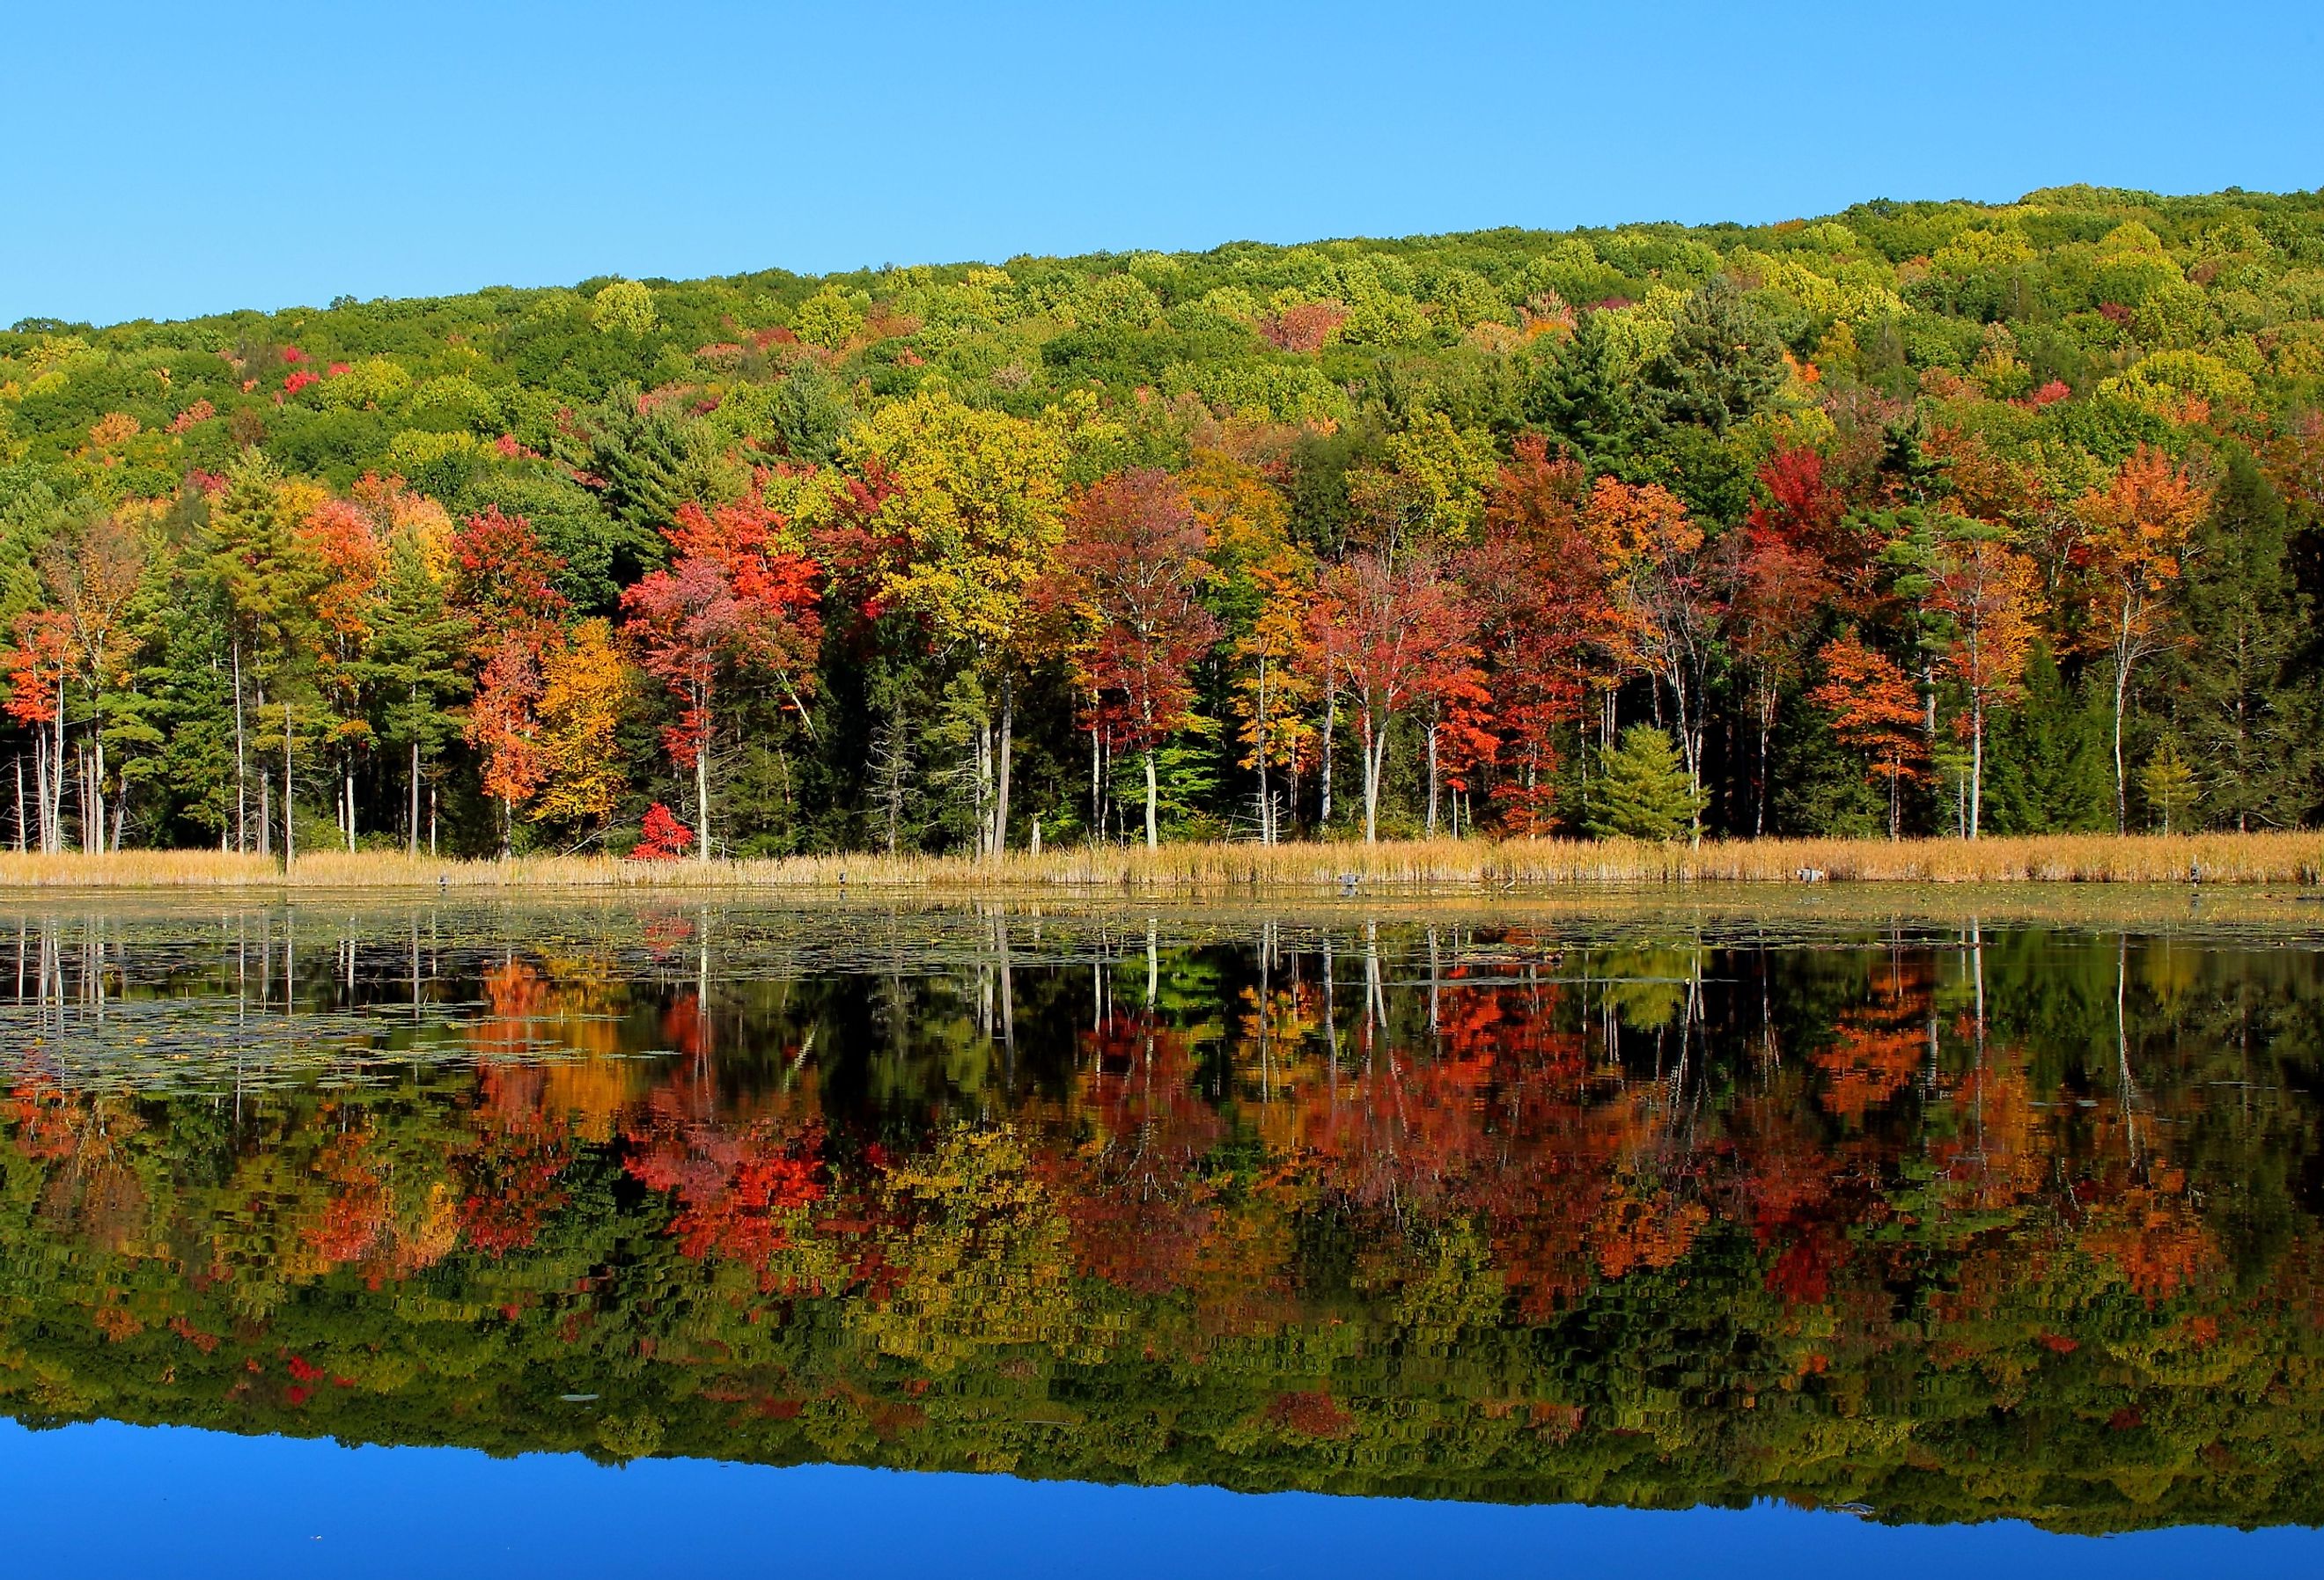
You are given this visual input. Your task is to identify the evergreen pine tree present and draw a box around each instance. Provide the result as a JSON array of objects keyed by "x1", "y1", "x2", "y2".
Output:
[
  {"x1": 364, "y1": 531, "x2": 471, "y2": 856},
  {"x1": 1984, "y1": 643, "x2": 2111, "y2": 834},
  {"x1": 98, "y1": 537, "x2": 188, "y2": 848},
  {"x1": 132, "y1": 578, "x2": 239, "y2": 848},
  {"x1": 1583, "y1": 725, "x2": 1709, "y2": 843},
  {"x1": 2162, "y1": 448, "x2": 2321, "y2": 829}
]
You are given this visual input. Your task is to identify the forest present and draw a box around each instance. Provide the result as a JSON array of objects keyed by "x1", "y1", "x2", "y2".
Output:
[
  {"x1": 4, "y1": 184, "x2": 2322, "y2": 858},
  {"x1": 4, "y1": 915, "x2": 2320, "y2": 1529}
]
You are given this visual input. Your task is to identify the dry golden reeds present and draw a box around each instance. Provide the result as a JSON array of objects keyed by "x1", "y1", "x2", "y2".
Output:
[{"x1": 0, "y1": 831, "x2": 2315, "y2": 892}]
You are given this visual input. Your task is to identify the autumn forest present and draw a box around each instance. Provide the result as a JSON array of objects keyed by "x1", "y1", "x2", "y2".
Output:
[{"x1": 5, "y1": 185, "x2": 2324, "y2": 860}]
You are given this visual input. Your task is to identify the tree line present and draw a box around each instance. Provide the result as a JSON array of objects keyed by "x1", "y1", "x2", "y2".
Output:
[{"x1": 3, "y1": 185, "x2": 2321, "y2": 856}]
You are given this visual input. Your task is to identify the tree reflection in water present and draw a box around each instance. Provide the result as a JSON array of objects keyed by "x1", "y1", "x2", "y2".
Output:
[{"x1": 1, "y1": 901, "x2": 2320, "y2": 1532}]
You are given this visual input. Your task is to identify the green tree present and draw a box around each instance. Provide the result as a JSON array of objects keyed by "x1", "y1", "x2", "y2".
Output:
[
  {"x1": 460, "y1": 471, "x2": 632, "y2": 614},
  {"x1": 137, "y1": 580, "x2": 238, "y2": 847},
  {"x1": 94, "y1": 533, "x2": 186, "y2": 848},
  {"x1": 364, "y1": 532, "x2": 471, "y2": 856},
  {"x1": 1984, "y1": 644, "x2": 2111, "y2": 834},
  {"x1": 849, "y1": 391, "x2": 1069, "y2": 857},
  {"x1": 587, "y1": 280, "x2": 659, "y2": 335},
  {"x1": 200, "y1": 451, "x2": 325, "y2": 858},
  {"x1": 769, "y1": 363, "x2": 855, "y2": 466},
  {"x1": 1583, "y1": 725, "x2": 1708, "y2": 843},
  {"x1": 1636, "y1": 276, "x2": 1787, "y2": 437},
  {"x1": 2162, "y1": 448, "x2": 2320, "y2": 830},
  {"x1": 566, "y1": 390, "x2": 745, "y2": 540}
]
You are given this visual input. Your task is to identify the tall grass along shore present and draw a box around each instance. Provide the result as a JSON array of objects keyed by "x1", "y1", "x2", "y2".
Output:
[{"x1": 0, "y1": 833, "x2": 2318, "y2": 892}]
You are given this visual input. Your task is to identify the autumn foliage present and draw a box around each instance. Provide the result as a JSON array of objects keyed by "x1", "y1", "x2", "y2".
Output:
[{"x1": 1, "y1": 185, "x2": 2317, "y2": 855}]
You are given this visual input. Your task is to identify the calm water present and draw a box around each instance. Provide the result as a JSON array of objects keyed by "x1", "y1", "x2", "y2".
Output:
[{"x1": 3, "y1": 896, "x2": 2321, "y2": 1576}]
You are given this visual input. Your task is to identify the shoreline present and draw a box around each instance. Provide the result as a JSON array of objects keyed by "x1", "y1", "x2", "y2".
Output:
[{"x1": 0, "y1": 831, "x2": 2315, "y2": 892}]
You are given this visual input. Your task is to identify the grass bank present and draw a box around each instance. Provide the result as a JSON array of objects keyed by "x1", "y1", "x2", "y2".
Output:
[{"x1": 0, "y1": 831, "x2": 2318, "y2": 891}]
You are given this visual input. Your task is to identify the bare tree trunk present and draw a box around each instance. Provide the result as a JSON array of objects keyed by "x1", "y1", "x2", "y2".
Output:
[
  {"x1": 695, "y1": 722, "x2": 711, "y2": 865},
  {"x1": 875, "y1": 702, "x2": 908, "y2": 857},
  {"x1": 1254, "y1": 654, "x2": 1272, "y2": 846},
  {"x1": 92, "y1": 724, "x2": 107, "y2": 855},
  {"x1": 1087, "y1": 696, "x2": 1101, "y2": 842},
  {"x1": 232, "y1": 639, "x2": 247, "y2": 855},
  {"x1": 254, "y1": 681, "x2": 270, "y2": 858},
  {"x1": 408, "y1": 736, "x2": 421, "y2": 859},
  {"x1": 1320, "y1": 680, "x2": 1336, "y2": 827},
  {"x1": 2111, "y1": 650, "x2": 2129, "y2": 835},
  {"x1": 283, "y1": 700, "x2": 294, "y2": 867},
  {"x1": 1360, "y1": 713, "x2": 1384, "y2": 844},
  {"x1": 1424, "y1": 719, "x2": 1440, "y2": 837},
  {"x1": 1747, "y1": 687, "x2": 1766, "y2": 845},
  {"x1": 974, "y1": 709, "x2": 993, "y2": 858},
  {"x1": 1143, "y1": 746, "x2": 1158, "y2": 849},
  {"x1": 1668, "y1": 671, "x2": 1702, "y2": 801},
  {"x1": 993, "y1": 672, "x2": 1014, "y2": 859},
  {"x1": 50, "y1": 672, "x2": 65, "y2": 854},
  {"x1": 1970, "y1": 700, "x2": 1985, "y2": 840}
]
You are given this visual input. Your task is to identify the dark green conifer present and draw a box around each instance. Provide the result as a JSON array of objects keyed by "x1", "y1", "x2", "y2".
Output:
[{"x1": 1583, "y1": 725, "x2": 1708, "y2": 843}]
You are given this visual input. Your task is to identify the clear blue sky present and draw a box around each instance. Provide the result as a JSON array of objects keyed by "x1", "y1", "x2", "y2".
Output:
[{"x1": 6, "y1": 0, "x2": 2320, "y2": 327}]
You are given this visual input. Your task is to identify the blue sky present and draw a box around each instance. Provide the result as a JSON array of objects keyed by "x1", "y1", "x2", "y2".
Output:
[{"x1": 5, "y1": 0, "x2": 2320, "y2": 327}]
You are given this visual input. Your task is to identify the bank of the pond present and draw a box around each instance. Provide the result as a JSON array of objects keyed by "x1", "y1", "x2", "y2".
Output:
[{"x1": 0, "y1": 831, "x2": 2319, "y2": 891}]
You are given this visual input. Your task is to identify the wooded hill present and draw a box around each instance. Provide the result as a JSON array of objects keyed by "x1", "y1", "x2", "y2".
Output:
[{"x1": 4, "y1": 185, "x2": 2322, "y2": 856}]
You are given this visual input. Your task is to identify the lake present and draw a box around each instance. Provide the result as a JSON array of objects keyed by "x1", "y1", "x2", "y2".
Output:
[{"x1": 1, "y1": 893, "x2": 2320, "y2": 1576}]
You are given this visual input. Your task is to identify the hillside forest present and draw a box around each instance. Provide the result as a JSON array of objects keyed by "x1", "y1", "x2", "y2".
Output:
[{"x1": 5, "y1": 185, "x2": 2324, "y2": 858}]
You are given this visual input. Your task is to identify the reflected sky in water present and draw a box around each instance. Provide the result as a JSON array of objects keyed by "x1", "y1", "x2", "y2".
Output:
[{"x1": 4, "y1": 1422, "x2": 2320, "y2": 1579}]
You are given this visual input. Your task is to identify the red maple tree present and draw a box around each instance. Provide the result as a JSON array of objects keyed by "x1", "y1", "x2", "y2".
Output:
[{"x1": 620, "y1": 489, "x2": 824, "y2": 860}]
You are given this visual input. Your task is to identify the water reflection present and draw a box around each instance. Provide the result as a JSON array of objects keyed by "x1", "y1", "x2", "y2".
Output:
[{"x1": 2, "y1": 900, "x2": 2321, "y2": 1532}]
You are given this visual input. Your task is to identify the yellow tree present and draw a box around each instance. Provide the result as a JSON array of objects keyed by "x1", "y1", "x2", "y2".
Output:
[
  {"x1": 1930, "y1": 531, "x2": 2039, "y2": 838},
  {"x1": 298, "y1": 489, "x2": 388, "y2": 851},
  {"x1": 2076, "y1": 445, "x2": 2209, "y2": 831},
  {"x1": 846, "y1": 390, "x2": 1068, "y2": 858},
  {"x1": 1182, "y1": 448, "x2": 1313, "y2": 843},
  {"x1": 1180, "y1": 447, "x2": 1291, "y2": 570},
  {"x1": 1233, "y1": 560, "x2": 1317, "y2": 845},
  {"x1": 1345, "y1": 409, "x2": 1497, "y2": 555},
  {"x1": 1583, "y1": 476, "x2": 1714, "y2": 812},
  {"x1": 33, "y1": 511, "x2": 149, "y2": 852},
  {"x1": 531, "y1": 619, "x2": 633, "y2": 841}
]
